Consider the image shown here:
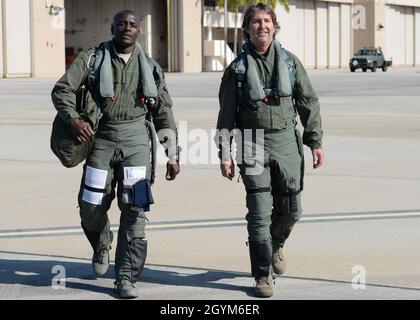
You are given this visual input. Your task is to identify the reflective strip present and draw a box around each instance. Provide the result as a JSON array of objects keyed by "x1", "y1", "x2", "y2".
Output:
[
  {"x1": 123, "y1": 166, "x2": 146, "y2": 180},
  {"x1": 85, "y1": 166, "x2": 107, "y2": 189},
  {"x1": 82, "y1": 166, "x2": 108, "y2": 205},
  {"x1": 82, "y1": 189, "x2": 103, "y2": 205}
]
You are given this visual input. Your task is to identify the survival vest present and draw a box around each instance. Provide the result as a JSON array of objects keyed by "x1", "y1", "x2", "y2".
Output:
[
  {"x1": 234, "y1": 47, "x2": 297, "y2": 101},
  {"x1": 86, "y1": 43, "x2": 158, "y2": 111},
  {"x1": 87, "y1": 44, "x2": 159, "y2": 184}
]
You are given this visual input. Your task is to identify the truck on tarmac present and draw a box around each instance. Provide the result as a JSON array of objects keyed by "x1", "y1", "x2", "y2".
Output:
[{"x1": 349, "y1": 47, "x2": 392, "y2": 72}]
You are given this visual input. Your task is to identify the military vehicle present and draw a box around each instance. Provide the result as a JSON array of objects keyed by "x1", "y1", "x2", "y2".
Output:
[{"x1": 349, "y1": 47, "x2": 392, "y2": 72}]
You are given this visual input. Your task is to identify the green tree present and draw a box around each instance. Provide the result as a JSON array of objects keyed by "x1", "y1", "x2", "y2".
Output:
[{"x1": 215, "y1": 0, "x2": 289, "y2": 57}]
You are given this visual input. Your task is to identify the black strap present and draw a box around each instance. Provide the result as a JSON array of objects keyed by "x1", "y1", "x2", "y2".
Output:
[
  {"x1": 246, "y1": 187, "x2": 302, "y2": 196},
  {"x1": 85, "y1": 48, "x2": 98, "y2": 92},
  {"x1": 83, "y1": 184, "x2": 107, "y2": 194},
  {"x1": 247, "y1": 187, "x2": 271, "y2": 194},
  {"x1": 75, "y1": 51, "x2": 98, "y2": 115}
]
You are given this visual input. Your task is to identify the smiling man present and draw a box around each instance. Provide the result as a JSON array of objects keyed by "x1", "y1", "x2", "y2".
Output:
[
  {"x1": 215, "y1": 3, "x2": 324, "y2": 297},
  {"x1": 52, "y1": 10, "x2": 180, "y2": 298}
]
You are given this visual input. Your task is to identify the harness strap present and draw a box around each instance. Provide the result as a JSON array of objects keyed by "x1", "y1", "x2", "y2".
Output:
[
  {"x1": 87, "y1": 45, "x2": 160, "y2": 186},
  {"x1": 247, "y1": 187, "x2": 271, "y2": 194}
]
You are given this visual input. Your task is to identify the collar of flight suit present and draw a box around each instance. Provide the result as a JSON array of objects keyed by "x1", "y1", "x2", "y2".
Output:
[
  {"x1": 243, "y1": 39, "x2": 292, "y2": 102},
  {"x1": 99, "y1": 40, "x2": 158, "y2": 99}
]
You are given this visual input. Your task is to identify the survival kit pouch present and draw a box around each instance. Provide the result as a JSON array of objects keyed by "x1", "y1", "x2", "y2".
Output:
[
  {"x1": 122, "y1": 178, "x2": 154, "y2": 212},
  {"x1": 133, "y1": 179, "x2": 154, "y2": 212},
  {"x1": 50, "y1": 51, "x2": 102, "y2": 168}
]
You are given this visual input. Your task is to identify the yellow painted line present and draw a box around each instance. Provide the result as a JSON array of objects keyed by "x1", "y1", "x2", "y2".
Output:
[
  {"x1": 0, "y1": 228, "x2": 84, "y2": 237},
  {"x1": 302, "y1": 212, "x2": 420, "y2": 221},
  {"x1": 1, "y1": 211, "x2": 420, "y2": 237},
  {"x1": 145, "y1": 220, "x2": 245, "y2": 230},
  {"x1": 0, "y1": 220, "x2": 246, "y2": 237}
]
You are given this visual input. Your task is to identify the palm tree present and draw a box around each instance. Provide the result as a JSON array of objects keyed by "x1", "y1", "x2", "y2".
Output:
[{"x1": 215, "y1": 0, "x2": 290, "y2": 57}]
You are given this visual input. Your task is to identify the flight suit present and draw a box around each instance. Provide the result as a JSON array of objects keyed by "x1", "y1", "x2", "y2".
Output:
[
  {"x1": 216, "y1": 42, "x2": 323, "y2": 279},
  {"x1": 52, "y1": 41, "x2": 178, "y2": 284}
]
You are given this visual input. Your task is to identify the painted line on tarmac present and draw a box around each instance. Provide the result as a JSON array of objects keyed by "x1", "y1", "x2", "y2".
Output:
[{"x1": 0, "y1": 209, "x2": 419, "y2": 239}]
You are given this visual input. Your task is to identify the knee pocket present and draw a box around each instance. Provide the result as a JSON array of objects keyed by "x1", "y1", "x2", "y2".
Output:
[
  {"x1": 120, "y1": 209, "x2": 147, "y2": 228},
  {"x1": 284, "y1": 192, "x2": 300, "y2": 215},
  {"x1": 274, "y1": 172, "x2": 302, "y2": 214},
  {"x1": 120, "y1": 212, "x2": 146, "y2": 239},
  {"x1": 277, "y1": 193, "x2": 302, "y2": 217}
]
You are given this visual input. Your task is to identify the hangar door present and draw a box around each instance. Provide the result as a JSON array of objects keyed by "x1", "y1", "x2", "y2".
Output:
[
  {"x1": 417, "y1": 8, "x2": 420, "y2": 65},
  {"x1": 385, "y1": 4, "x2": 415, "y2": 66},
  {"x1": 276, "y1": 0, "x2": 352, "y2": 69},
  {"x1": 0, "y1": 3, "x2": 3, "y2": 77},
  {"x1": 2, "y1": 0, "x2": 32, "y2": 77}
]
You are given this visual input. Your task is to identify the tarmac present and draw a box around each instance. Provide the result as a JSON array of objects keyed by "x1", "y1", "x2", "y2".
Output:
[{"x1": 1, "y1": 66, "x2": 420, "y2": 301}]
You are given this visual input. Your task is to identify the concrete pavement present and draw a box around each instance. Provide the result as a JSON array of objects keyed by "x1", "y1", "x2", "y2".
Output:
[{"x1": 0, "y1": 67, "x2": 420, "y2": 300}]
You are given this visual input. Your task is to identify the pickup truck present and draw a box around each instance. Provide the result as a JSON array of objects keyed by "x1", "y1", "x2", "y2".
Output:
[{"x1": 349, "y1": 47, "x2": 392, "y2": 72}]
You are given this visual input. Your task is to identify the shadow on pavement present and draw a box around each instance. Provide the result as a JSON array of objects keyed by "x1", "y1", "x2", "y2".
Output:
[
  {"x1": 0, "y1": 258, "x2": 114, "y2": 297},
  {"x1": 0, "y1": 257, "x2": 253, "y2": 298},
  {"x1": 141, "y1": 267, "x2": 253, "y2": 296}
]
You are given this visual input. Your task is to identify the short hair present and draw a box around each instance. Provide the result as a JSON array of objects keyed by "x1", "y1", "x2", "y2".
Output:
[
  {"x1": 241, "y1": 3, "x2": 280, "y2": 41},
  {"x1": 113, "y1": 9, "x2": 138, "y2": 25}
]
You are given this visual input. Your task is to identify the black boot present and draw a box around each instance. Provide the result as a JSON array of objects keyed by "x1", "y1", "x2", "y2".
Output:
[{"x1": 248, "y1": 240, "x2": 274, "y2": 298}]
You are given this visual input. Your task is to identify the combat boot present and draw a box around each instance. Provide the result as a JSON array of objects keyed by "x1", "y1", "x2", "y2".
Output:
[
  {"x1": 114, "y1": 280, "x2": 138, "y2": 299},
  {"x1": 272, "y1": 244, "x2": 286, "y2": 275},
  {"x1": 81, "y1": 223, "x2": 114, "y2": 277},
  {"x1": 254, "y1": 275, "x2": 274, "y2": 298},
  {"x1": 92, "y1": 248, "x2": 110, "y2": 277},
  {"x1": 248, "y1": 240, "x2": 274, "y2": 298},
  {"x1": 92, "y1": 231, "x2": 113, "y2": 277}
]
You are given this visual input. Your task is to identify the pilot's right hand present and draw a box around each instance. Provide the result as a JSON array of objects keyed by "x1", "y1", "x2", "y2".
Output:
[
  {"x1": 69, "y1": 118, "x2": 95, "y2": 143},
  {"x1": 220, "y1": 160, "x2": 235, "y2": 181}
]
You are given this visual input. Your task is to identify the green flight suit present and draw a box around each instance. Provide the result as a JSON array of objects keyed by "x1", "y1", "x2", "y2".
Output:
[
  {"x1": 215, "y1": 42, "x2": 323, "y2": 276},
  {"x1": 52, "y1": 40, "x2": 178, "y2": 283}
]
